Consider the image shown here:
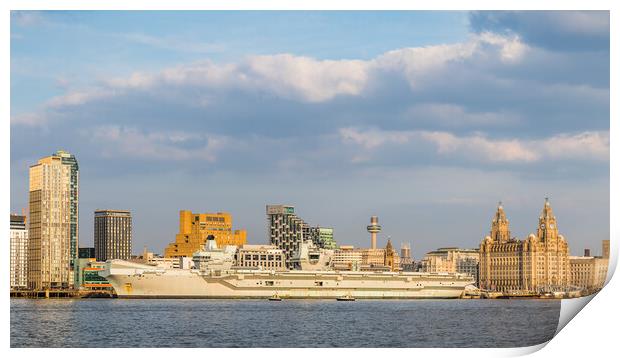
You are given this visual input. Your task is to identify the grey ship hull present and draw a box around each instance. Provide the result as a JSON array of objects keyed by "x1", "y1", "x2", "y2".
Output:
[{"x1": 101, "y1": 260, "x2": 474, "y2": 299}]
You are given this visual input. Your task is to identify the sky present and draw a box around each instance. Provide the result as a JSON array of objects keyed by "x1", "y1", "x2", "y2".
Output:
[{"x1": 10, "y1": 11, "x2": 610, "y2": 259}]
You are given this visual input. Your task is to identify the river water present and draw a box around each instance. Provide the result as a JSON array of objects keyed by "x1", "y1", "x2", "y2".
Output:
[{"x1": 10, "y1": 298, "x2": 560, "y2": 348}]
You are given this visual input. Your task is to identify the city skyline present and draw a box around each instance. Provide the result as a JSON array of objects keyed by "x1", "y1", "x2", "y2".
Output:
[{"x1": 10, "y1": 11, "x2": 610, "y2": 257}]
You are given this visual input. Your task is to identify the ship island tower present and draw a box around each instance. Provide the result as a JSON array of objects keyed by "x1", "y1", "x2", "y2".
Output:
[{"x1": 367, "y1": 216, "x2": 382, "y2": 249}]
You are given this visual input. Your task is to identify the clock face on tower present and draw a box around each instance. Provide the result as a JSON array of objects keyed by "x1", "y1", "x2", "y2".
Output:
[
  {"x1": 550, "y1": 224, "x2": 555, "y2": 229},
  {"x1": 540, "y1": 224, "x2": 545, "y2": 229}
]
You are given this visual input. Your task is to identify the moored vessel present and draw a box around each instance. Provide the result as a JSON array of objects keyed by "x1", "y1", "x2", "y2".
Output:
[
  {"x1": 268, "y1": 293, "x2": 282, "y2": 301},
  {"x1": 100, "y1": 237, "x2": 474, "y2": 299}
]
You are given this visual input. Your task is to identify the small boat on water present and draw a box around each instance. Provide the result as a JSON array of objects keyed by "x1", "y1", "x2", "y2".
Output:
[
  {"x1": 268, "y1": 294, "x2": 282, "y2": 301},
  {"x1": 337, "y1": 294, "x2": 355, "y2": 301}
]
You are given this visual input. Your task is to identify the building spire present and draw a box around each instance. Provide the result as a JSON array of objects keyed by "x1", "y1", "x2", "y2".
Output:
[
  {"x1": 384, "y1": 237, "x2": 395, "y2": 271},
  {"x1": 494, "y1": 201, "x2": 507, "y2": 224},
  {"x1": 537, "y1": 197, "x2": 558, "y2": 242},
  {"x1": 490, "y1": 201, "x2": 510, "y2": 243},
  {"x1": 385, "y1": 237, "x2": 393, "y2": 251},
  {"x1": 541, "y1": 197, "x2": 554, "y2": 219}
]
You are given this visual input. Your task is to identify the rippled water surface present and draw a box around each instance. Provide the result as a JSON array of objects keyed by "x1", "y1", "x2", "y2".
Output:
[{"x1": 11, "y1": 298, "x2": 560, "y2": 348}]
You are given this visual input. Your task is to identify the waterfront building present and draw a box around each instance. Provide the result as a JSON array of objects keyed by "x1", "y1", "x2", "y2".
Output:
[
  {"x1": 94, "y1": 210, "x2": 132, "y2": 261},
  {"x1": 400, "y1": 243, "x2": 412, "y2": 265},
  {"x1": 28, "y1": 150, "x2": 79, "y2": 290},
  {"x1": 302, "y1": 226, "x2": 336, "y2": 249},
  {"x1": 419, "y1": 247, "x2": 479, "y2": 284},
  {"x1": 479, "y1": 199, "x2": 570, "y2": 293},
  {"x1": 10, "y1": 214, "x2": 28, "y2": 290},
  {"x1": 317, "y1": 227, "x2": 337, "y2": 249},
  {"x1": 74, "y1": 253, "x2": 112, "y2": 290},
  {"x1": 333, "y1": 241, "x2": 401, "y2": 272},
  {"x1": 603, "y1": 239, "x2": 610, "y2": 259},
  {"x1": 367, "y1": 216, "x2": 381, "y2": 249},
  {"x1": 164, "y1": 210, "x2": 247, "y2": 258},
  {"x1": 75, "y1": 247, "x2": 95, "y2": 288},
  {"x1": 358, "y1": 246, "x2": 401, "y2": 271},
  {"x1": 267, "y1": 205, "x2": 332, "y2": 267},
  {"x1": 80, "y1": 261, "x2": 112, "y2": 290},
  {"x1": 234, "y1": 244, "x2": 287, "y2": 271},
  {"x1": 361, "y1": 248, "x2": 386, "y2": 266},
  {"x1": 400, "y1": 243, "x2": 415, "y2": 271},
  {"x1": 570, "y1": 256, "x2": 607, "y2": 292},
  {"x1": 78, "y1": 247, "x2": 95, "y2": 259},
  {"x1": 569, "y1": 241, "x2": 609, "y2": 293},
  {"x1": 332, "y1": 246, "x2": 363, "y2": 271}
]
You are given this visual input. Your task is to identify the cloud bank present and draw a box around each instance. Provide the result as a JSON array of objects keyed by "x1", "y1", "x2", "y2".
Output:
[{"x1": 10, "y1": 11, "x2": 609, "y2": 255}]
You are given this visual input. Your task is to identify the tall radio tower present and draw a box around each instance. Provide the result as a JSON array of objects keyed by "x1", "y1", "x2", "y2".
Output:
[{"x1": 367, "y1": 216, "x2": 382, "y2": 249}]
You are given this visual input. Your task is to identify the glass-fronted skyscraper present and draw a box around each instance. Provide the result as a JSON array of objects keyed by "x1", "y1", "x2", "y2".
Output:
[
  {"x1": 56, "y1": 150, "x2": 79, "y2": 271},
  {"x1": 28, "y1": 150, "x2": 79, "y2": 290}
]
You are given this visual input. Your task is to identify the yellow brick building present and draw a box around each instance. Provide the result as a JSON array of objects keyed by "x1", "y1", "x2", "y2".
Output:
[
  {"x1": 420, "y1": 247, "x2": 480, "y2": 283},
  {"x1": 570, "y1": 256, "x2": 608, "y2": 292},
  {"x1": 479, "y1": 199, "x2": 570, "y2": 293},
  {"x1": 569, "y1": 240, "x2": 609, "y2": 293},
  {"x1": 164, "y1": 210, "x2": 247, "y2": 258}
]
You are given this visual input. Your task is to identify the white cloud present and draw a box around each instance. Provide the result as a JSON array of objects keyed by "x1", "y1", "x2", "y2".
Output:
[
  {"x1": 372, "y1": 32, "x2": 528, "y2": 88},
  {"x1": 89, "y1": 126, "x2": 228, "y2": 162},
  {"x1": 13, "y1": 31, "x2": 532, "y2": 128},
  {"x1": 47, "y1": 88, "x2": 116, "y2": 108},
  {"x1": 420, "y1": 131, "x2": 539, "y2": 162},
  {"x1": 477, "y1": 32, "x2": 528, "y2": 63},
  {"x1": 241, "y1": 54, "x2": 369, "y2": 102},
  {"x1": 339, "y1": 127, "x2": 609, "y2": 163},
  {"x1": 107, "y1": 54, "x2": 369, "y2": 103},
  {"x1": 541, "y1": 131, "x2": 609, "y2": 161},
  {"x1": 339, "y1": 127, "x2": 413, "y2": 150}
]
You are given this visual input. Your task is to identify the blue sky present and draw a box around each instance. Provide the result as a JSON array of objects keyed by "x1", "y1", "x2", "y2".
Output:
[
  {"x1": 10, "y1": 11, "x2": 609, "y2": 258},
  {"x1": 10, "y1": 11, "x2": 469, "y2": 113}
]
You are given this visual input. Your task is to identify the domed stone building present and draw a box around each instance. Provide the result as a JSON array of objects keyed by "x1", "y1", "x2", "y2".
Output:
[{"x1": 479, "y1": 198, "x2": 570, "y2": 293}]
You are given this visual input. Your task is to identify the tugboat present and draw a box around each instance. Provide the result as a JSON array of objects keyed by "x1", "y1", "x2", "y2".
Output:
[{"x1": 337, "y1": 294, "x2": 355, "y2": 301}]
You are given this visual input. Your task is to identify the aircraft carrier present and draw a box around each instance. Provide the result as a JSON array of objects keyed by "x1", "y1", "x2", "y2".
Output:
[{"x1": 100, "y1": 238, "x2": 474, "y2": 299}]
